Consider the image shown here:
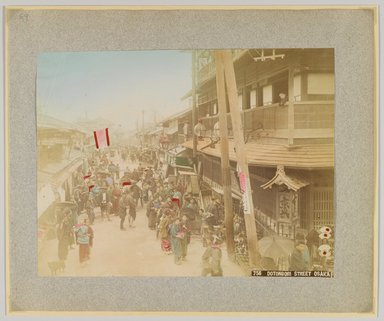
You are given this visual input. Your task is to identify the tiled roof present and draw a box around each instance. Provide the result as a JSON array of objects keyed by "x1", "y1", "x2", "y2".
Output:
[{"x1": 183, "y1": 139, "x2": 334, "y2": 169}]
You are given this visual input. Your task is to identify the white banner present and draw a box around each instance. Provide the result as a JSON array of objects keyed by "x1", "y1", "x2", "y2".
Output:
[{"x1": 242, "y1": 190, "x2": 251, "y2": 215}]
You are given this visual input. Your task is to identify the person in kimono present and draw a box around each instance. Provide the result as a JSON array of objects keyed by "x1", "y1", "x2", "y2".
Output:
[
  {"x1": 158, "y1": 210, "x2": 173, "y2": 254},
  {"x1": 74, "y1": 217, "x2": 94, "y2": 264},
  {"x1": 169, "y1": 217, "x2": 183, "y2": 265},
  {"x1": 180, "y1": 215, "x2": 192, "y2": 261},
  {"x1": 201, "y1": 237, "x2": 223, "y2": 276}
]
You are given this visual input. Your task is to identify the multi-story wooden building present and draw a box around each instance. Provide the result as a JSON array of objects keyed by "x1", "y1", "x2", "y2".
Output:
[{"x1": 183, "y1": 49, "x2": 334, "y2": 239}]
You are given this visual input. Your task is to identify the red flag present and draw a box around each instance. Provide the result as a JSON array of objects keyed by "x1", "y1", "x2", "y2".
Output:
[
  {"x1": 122, "y1": 181, "x2": 131, "y2": 186},
  {"x1": 93, "y1": 128, "x2": 110, "y2": 149}
]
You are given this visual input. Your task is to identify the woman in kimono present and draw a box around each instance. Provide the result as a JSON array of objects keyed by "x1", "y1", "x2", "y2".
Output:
[
  {"x1": 158, "y1": 210, "x2": 172, "y2": 254},
  {"x1": 180, "y1": 215, "x2": 192, "y2": 261},
  {"x1": 74, "y1": 218, "x2": 94, "y2": 264},
  {"x1": 170, "y1": 217, "x2": 183, "y2": 265}
]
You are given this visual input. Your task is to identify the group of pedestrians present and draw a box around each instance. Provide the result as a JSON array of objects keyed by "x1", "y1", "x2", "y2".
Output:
[
  {"x1": 50, "y1": 146, "x2": 226, "y2": 276},
  {"x1": 141, "y1": 168, "x2": 197, "y2": 265},
  {"x1": 52, "y1": 149, "x2": 120, "y2": 267},
  {"x1": 54, "y1": 207, "x2": 94, "y2": 267}
]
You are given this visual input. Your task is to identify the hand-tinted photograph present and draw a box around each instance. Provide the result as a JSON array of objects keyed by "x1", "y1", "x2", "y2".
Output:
[{"x1": 36, "y1": 49, "x2": 335, "y2": 277}]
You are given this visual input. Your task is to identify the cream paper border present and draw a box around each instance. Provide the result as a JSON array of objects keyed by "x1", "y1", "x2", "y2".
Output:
[{"x1": 5, "y1": 6, "x2": 378, "y2": 315}]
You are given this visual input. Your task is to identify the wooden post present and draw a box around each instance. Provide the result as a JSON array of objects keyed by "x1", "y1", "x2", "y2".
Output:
[
  {"x1": 288, "y1": 66, "x2": 295, "y2": 145},
  {"x1": 220, "y1": 50, "x2": 261, "y2": 268},
  {"x1": 214, "y1": 51, "x2": 235, "y2": 261},
  {"x1": 192, "y1": 51, "x2": 198, "y2": 159}
]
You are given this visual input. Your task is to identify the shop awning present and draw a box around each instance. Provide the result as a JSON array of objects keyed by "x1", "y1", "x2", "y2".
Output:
[
  {"x1": 183, "y1": 139, "x2": 334, "y2": 169},
  {"x1": 261, "y1": 165, "x2": 309, "y2": 191},
  {"x1": 147, "y1": 127, "x2": 163, "y2": 135},
  {"x1": 167, "y1": 146, "x2": 187, "y2": 156}
]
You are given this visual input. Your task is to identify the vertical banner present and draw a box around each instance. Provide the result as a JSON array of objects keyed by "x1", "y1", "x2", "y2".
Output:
[
  {"x1": 239, "y1": 171, "x2": 246, "y2": 192},
  {"x1": 239, "y1": 171, "x2": 251, "y2": 215},
  {"x1": 242, "y1": 191, "x2": 251, "y2": 215},
  {"x1": 93, "y1": 128, "x2": 110, "y2": 149}
]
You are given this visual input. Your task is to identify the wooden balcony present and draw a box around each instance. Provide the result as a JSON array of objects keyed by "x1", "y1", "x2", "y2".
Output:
[{"x1": 199, "y1": 100, "x2": 334, "y2": 143}]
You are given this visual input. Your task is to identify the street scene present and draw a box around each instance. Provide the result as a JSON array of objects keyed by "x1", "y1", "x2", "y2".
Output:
[{"x1": 37, "y1": 49, "x2": 335, "y2": 277}]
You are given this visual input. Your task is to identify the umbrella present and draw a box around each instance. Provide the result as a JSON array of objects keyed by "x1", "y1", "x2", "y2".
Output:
[{"x1": 258, "y1": 236, "x2": 294, "y2": 261}]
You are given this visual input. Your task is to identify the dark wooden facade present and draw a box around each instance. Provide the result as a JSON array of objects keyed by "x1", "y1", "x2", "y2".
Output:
[
  {"x1": 148, "y1": 49, "x2": 335, "y2": 240},
  {"x1": 192, "y1": 49, "x2": 335, "y2": 239},
  {"x1": 196, "y1": 49, "x2": 335, "y2": 146}
]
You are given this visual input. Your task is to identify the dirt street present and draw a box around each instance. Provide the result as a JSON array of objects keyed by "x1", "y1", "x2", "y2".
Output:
[
  {"x1": 39, "y1": 206, "x2": 244, "y2": 277},
  {"x1": 38, "y1": 158, "x2": 244, "y2": 277}
]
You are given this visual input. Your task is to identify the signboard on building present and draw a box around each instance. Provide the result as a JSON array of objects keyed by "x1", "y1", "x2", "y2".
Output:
[{"x1": 238, "y1": 171, "x2": 251, "y2": 215}]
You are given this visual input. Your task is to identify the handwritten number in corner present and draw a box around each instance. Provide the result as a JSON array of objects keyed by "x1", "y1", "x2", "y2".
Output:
[{"x1": 18, "y1": 12, "x2": 29, "y2": 23}]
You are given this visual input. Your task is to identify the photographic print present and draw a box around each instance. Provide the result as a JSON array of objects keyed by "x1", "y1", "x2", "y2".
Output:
[
  {"x1": 6, "y1": 5, "x2": 378, "y2": 315},
  {"x1": 37, "y1": 49, "x2": 335, "y2": 278}
]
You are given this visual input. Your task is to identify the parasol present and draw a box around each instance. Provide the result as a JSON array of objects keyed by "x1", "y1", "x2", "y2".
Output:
[{"x1": 258, "y1": 236, "x2": 294, "y2": 261}]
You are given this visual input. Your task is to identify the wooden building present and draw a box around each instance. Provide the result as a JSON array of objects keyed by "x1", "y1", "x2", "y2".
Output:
[
  {"x1": 37, "y1": 114, "x2": 88, "y2": 252},
  {"x1": 183, "y1": 49, "x2": 335, "y2": 239}
]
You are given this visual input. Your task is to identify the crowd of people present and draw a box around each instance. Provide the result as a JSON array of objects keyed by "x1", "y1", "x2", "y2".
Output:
[
  {"x1": 48, "y1": 147, "x2": 226, "y2": 276},
  {"x1": 46, "y1": 146, "x2": 333, "y2": 277}
]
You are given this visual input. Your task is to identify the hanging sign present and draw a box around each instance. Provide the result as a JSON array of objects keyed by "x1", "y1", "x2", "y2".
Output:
[
  {"x1": 239, "y1": 171, "x2": 251, "y2": 215},
  {"x1": 242, "y1": 191, "x2": 251, "y2": 215}
]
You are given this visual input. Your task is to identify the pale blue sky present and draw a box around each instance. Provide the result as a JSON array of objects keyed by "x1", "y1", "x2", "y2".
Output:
[{"x1": 37, "y1": 50, "x2": 192, "y2": 129}]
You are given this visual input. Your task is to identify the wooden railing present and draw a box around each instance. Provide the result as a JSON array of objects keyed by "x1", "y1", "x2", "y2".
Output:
[
  {"x1": 243, "y1": 103, "x2": 287, "y2": 131},
  {"x1": 198, "y1": 101, "x2": 334, "y2": 141}
]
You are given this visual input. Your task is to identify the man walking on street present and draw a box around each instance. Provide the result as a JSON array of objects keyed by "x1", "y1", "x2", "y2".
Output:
[
  {"x1": 119, "y1": 191, "x2": 129, "y2": 230},
  {"x1": 127, "y1": 189, "x2": 137, "y2": 228}
]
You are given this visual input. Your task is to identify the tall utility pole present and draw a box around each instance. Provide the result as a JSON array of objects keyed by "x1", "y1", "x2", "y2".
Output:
[
  {"x1": 220, "y1": 50, "x2": 261, "y2": 268},
  {"x1": 136, "y1": 116, "x2": 139, "y2": 135},
  {"x1": 192, "y1": 51, "x2": 198, "y2": 160},
  {"x1": 214, "y1": 51, "x2": 235, "y2": 261}
]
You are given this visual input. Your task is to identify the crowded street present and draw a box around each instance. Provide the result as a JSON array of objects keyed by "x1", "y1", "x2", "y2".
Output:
[
  {"x1": 37, "y1": 49, "x2": 335, "y2": 278},
  {"x1": 38, "y1": 151, "x2": 244, "y2": 277}
]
